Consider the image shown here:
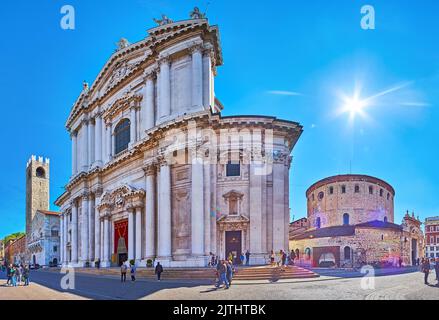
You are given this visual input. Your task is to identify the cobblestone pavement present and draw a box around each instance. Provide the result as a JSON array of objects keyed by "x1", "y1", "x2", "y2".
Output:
[{"x1": 0, "y1": 269, "x2": 438, "y2": 300}]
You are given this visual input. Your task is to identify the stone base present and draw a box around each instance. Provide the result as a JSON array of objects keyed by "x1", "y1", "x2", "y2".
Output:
[
  {"x1": 153, "y1": 255, "x2": 209, "y2": 268},
  {"x1": 248, "y1": 253, "x2": 268, "y2": 265},
  {"x1": 100, "y1": 260, "x2": 112, "y2": 268}
]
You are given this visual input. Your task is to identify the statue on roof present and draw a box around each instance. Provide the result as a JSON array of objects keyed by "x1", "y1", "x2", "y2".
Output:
[
  {"x1": 82, "y1": 81, "x2": 89, "y2": 92},
  {"x1": 116, "y1": 38, "x2": 130, "y2": 51},
  {"x1": 190, "y1": 7, "x2": 206, "y2": 19},
  {"x1": 153, "y1": 14, "x2": 173, "y2": 26}
]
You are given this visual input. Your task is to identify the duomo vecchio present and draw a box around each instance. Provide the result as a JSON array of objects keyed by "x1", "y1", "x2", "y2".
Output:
[{"x1": 51, "y1": 9, "x2": 424, "y2": 269}]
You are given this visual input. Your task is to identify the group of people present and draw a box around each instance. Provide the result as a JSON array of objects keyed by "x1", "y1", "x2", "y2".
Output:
[
  {"x1": 209, "y1": 251, "x2": 251, "y2": 267},
  {"x1": 270, "y1": 250, "x2": 294, "y2": 270},
  {"x1": 421, "y1": 257, "x2": 439, "y2": 286},
  {"x1": 215, "y1": 259, "x2": 235, "y2": 289},
  {"x1": 3, "y1": 264, "x2": 30, "y2": 287},
  {"x1": 120, "y1": 261, "x2": 164, "y2": 282}
]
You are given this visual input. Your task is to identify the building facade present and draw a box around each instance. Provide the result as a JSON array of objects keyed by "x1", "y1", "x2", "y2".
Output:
[
  {"x1": 290, "y1": 175, "x2": 424, "y2": 267},
  {"x1": 27, "y1": 210, "x2": 61, "y2": 266},
  {"x1": 424, "y1": 216, "x2": 439, "y2": 259},
  {"x1": 55, "y1": 12, "x2": 303, "y2": 267},
  {"x1": 5, "y1": 235, "x2": 27, "y2": 265},
  {"x1": 0, "y1": 240, "x2": 4, "y2": 264}
]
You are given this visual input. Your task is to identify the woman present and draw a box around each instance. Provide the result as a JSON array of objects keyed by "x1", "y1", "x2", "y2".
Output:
[
  {"x1": 11, "y1": 266, "x2": 17, "y2": 287},
  {"x1": 270, "y1": 250, "x2": 275, "y2": 267},
  {"x1": 120, "y1": 261, "x2": 127, "y2": 282}
]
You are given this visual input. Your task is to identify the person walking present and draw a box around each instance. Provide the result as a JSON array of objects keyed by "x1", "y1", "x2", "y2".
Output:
[
  {"x1": 6, "y1": 264, "x2": 12, "y2": 286},
  {"x1": 281, "y1": 250, "x2": 287, "y2": 271},
  {"x1": 422, "y1": 258, "x2": 431, "y2": 285},
  {"x1": 11, "y1": 266, "x2": 17, "y2": 287},
  {"x1": 239, "y1": 253, "x2": 245, "y2": 265},
  {"x1": 130, "y1": 263, "x2": 136, "y2": 282},
  {"x1": 16, "y1": 265, "x2": 22, "y2": 285},
  {"x1": 23, "y1": 265, "x2": 30, "y2": 286},
  {"x1": 290, "y1": 250, "x2": 296, "y2": 265},
  {"x1": 434, "y1": 258, "x2": 439, "y2": 286},
  {"x1": 245, "y1": 250, "x2": 250, "y2": 266},
  {"x1": 155, "y1": 262, "x2": 163, "y2": 281},
  {"x1": 226, "y1": 261, "x2": 234, "y2": 287},
  {"x1": 215, "y1": 260, "x2": 229, "y2": 289},
  {"x1": 120, "y1": 261, "x2": 128, "y2": 282},
  {"x1": 270, "y1": 250, "x2": 275, "y2": 267}
]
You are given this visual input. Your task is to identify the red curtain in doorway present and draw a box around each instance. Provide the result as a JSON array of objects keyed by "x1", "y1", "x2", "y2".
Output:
[{"x1": 114, "y1": 219, "x2": 128, "y2": 254}]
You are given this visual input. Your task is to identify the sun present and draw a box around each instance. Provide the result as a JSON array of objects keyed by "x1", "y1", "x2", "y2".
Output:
[{"x1": 343, "y1": 96, "x2": 367, "y2": 116}]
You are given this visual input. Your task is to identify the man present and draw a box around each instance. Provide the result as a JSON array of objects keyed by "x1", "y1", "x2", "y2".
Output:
[
  {"x1": 6, "y1": 264, "x2": 12, "y2": 286},
  {"x1": 290, "y1": 250, "x2": 296, "y2": 265},
  {"x1": 435, "y1": 258, "x2": 439, "y2": 286},
  {"x1": 23, "y1": 265, "x2": 30, "y2": 286},
  {"x1": 155, "y1": 262, "x2": 163, "y2": 281},
  {"x1": 120, "y1": 261, "x2": 128, "y2": 282},
  {"x1": 215, "y1": 260, "x2": 229, "y2": 289},
  {"x1": 245, "y1": 250, "x2": 250, "y2": 266},
  {"x1": 226, "y1": 261, "x2": 234, "y2": 287},
  {"x1": 422, "y1": 258, "x2": 430, "y2": 285},
  {"x1": 130, "y1": 263, "x2": 136, "y2": 282}
]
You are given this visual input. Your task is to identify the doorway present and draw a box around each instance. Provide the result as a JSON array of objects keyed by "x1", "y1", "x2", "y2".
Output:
[
  {"x1": 225, "y1": 231, "x2": 242, "y2": 265},
  {"x1": 411, "y1": 238, "x2": 417, "y2": 265}
]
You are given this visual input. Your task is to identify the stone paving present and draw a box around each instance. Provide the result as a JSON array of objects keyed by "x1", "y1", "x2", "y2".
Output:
[{"x1": 0, "y1": 268, "x2": 437, "y2": 300}]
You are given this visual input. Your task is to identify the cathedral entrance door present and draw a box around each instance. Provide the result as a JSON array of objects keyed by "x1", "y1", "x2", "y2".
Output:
[
  {"x1": 114, "y1": 219, "x2": 128, "y2": 266},
  {"x1": 225, "y1": 231, "x2": 242, "y2": 264},
  {"x1": 411, "y1": 239, "x2": 417, "y2": 265}
]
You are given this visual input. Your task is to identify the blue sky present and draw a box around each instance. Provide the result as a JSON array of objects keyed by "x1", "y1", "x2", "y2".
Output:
[{"x1": 1, "y1": 0, "x2": 438, "y2": 238}]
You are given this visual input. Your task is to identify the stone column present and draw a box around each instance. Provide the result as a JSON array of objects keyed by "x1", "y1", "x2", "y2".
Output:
[
  {"x1": 107, "y1": 122, "x2": 112, "y2": 160},
  {"x1": 128, "y1": 209, "x2": 135, "y2": 261},
  {"x1": 94, "y1": 114, "x2": 103, "y2": 167},
  {"x1": 94, "y1": 205, "x2": 102, "y2": 261},
  {"x1": 100, "y1": 219, "x2": 104, "y2": 262},
  {"x1": 60, "y1": 214, "x2": 64, "y2": 264},
  {"x1": 81, "y1": 120, "x2": 89, "y2": 171},
  {"x1": 202, "y1": 47, "x2": 213, "y2": 108},
  {"x1": 159, "y1": 57, "x2": 171, "y2": 119},
  {"x1": 71, "y1": 201, "x2": 78, "y2": 264},
  {"x1": 144, "y1": 165, "x2": 156, "y2": 259},
  {"x1": 130, "y1": 105, "x2": 137, "y2": 146},
  {"x1": 88, "y1": 119, "x2": 95, "y2": 166},
  {"x1": 65, "y1": 212, "x2": 69, "y2": 263},
  {"x1": 88, "y1": 194, "x2": 95, "y2": 261},
  {"x1": 204, "y1": 163, "x2": 211, "y2": 255},
  {"x1": 71, "y1": 132, "x2": 77, "y2": 176},
  {"x1": 81, "y1": 194, "x2": 89, "y2": 264},
  {"x1": 144, "y1": 75, "x2": 155, "y2": 132},
  {"x1": 135, "y1": 207, "x2": 142, "y2": 263},
  {"x1": 272, "y1": 152, "x2": 287, "y2": 252},
  {"x1": 249, "y1": 163, "x2": 263, "y2": 263},
  {"x1": 158, "y1": 159, "x2": 172, "y2": 259},
  {"x1": 191, "y1": 154, "x2": 204, "y2": 256},
  {"x1": 103, "y1": 217, "x2": 110, "y2": 266},
  {"x1": 191, "y1": 45, "x2": 203, "y2": 109}
]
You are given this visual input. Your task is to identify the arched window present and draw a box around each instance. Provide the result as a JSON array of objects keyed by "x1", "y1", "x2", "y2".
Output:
[
  {"x1": 355, "y1": 185, "x2": 360, "y2": 193},
  {"x1": 114, "y1": 119, "x2": 131, "y2": 154},
  {"x1": 36, "y1": 167, "x2": 45, "y2": 178},
  {"x1": 384, "y1": 216, "x2": 388, "y2": 223},
  {"x1": 316, "y1": 217, "x2": 321, "y2": 229},
  {"x1": 343, "y1": 213, "x2": 350, "y2": 225},
  {"x1": 344, "y1": 246, "x2": 351, "y2": 260},
  {"x1": 318, "y1": 192, "x2": 324, "y2": 200}
]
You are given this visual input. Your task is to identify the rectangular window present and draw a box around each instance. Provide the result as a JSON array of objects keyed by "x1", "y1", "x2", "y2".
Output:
[
  {"x1": 329, "y1": 186, "x2": 334, "y2": 195},
  {"x1": 226, "y1": 161, "x2": 240, "y2": 177},
  {"x1": 54, "y1": 246, "x2": 57, "y2": 252},
  {"x1": 380, "y1": 189, "x2": 383, "y2": 197},
  {"x1": 341, "y1": 185, "x2": 346, "y2": 194},
  {"x1": 369, "y1": 186, "x2": 373, "y2": 194},
  {"x1": 355, "y1": 185, "x2": 360, "y2": 193}
]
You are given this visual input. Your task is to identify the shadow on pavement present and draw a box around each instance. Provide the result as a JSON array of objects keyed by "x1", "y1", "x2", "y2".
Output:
[{"x1": 4, "y1": 270, "x2": 214, "y2": 300}]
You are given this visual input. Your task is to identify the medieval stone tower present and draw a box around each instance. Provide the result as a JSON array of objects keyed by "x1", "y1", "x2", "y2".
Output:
[{"x1": 26, "y1": 155, "x2": 50, "y2": 238}]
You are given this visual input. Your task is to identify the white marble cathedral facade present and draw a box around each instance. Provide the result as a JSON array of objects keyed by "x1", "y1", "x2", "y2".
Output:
[{"x1": 55, "y1": 12, "x2": 303, "y2": 268}]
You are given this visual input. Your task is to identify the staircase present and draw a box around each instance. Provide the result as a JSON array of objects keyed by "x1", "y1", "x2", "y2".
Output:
[
  {"x1": 233, "y1": 265, "x2": 319, "y2": 281},
  {"x1": 46, "y1": 265, "x2": 318, "y2": 281}
]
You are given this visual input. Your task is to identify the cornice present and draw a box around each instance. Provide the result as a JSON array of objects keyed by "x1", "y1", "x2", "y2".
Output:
[{"x1": 66, "y1": 20, "x2": 222, "y2": 130}]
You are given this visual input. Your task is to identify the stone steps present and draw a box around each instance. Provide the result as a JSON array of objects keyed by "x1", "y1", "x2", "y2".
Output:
[{"x1": 49, "y1": 265, "x2": 318, "y2": 280}]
